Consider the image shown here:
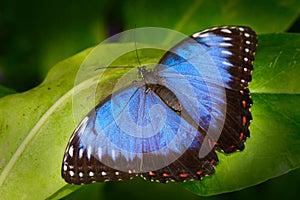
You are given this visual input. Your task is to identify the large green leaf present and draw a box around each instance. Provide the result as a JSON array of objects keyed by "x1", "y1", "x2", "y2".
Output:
[
  {"x1": 0, "y1": 33, "x2": 299, "y2": 199},
  {"x1": 123, "y1": 0, "x2": 300, "y2": 34}
]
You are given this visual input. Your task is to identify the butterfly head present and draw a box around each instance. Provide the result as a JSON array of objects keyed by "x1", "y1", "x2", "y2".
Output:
[
  {"x1": 138, "y1": 66, "x2": 148, "y2": 78},
  {"x1": 138, "y1": 66, "x2": 159, "y2": 85}
]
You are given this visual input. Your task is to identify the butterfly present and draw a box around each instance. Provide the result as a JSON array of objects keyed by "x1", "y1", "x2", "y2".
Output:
[{"x1": 62, "y1": 26, "x2": 257, "y2": 184}]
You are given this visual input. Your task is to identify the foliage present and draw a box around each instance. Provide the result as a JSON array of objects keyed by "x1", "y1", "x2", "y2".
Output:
[{"x1": 0, "y1": 0, "x2": 299, "y2": 199}]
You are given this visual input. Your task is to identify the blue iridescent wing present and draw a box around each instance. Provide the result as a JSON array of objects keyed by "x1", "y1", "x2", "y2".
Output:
[
  {"x1": 62, "y1": 26, "x2": 257, "y2": 184},
  {"x1": 62, "y1": 83, "x2": 218, "y2": 184},
  {"x1": 156, "y1": 26, "x2": 257, "y2": 153}
]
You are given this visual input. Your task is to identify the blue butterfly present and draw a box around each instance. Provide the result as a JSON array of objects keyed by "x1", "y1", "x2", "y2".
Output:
[{"x1": 62, "y1": 26, "x2": 257, "y2": 184}]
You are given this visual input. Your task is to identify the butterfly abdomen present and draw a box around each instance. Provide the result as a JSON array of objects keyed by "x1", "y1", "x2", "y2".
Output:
[{"x1": 149, "y1": 84, "x2": 182, "y2": 112}]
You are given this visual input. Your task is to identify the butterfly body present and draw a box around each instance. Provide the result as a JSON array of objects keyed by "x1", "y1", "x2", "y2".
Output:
[
  {"x1": 139, "y1": 66, "x2": 183, "y2": 112},
  {"x1": 62, "y1": 26, "x2": 257, "y2": 184}
]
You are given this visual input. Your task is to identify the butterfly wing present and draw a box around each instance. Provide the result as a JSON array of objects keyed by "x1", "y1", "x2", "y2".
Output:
[
  {"x1": 62, "y1": 83, "x2": 217, "y2": 184},
  {"x1": 62, "y1": 26, "x2": 257, "y2": 184},
  {"x1": 156, "y1": 26, "x2": 257, "y2": 153}
]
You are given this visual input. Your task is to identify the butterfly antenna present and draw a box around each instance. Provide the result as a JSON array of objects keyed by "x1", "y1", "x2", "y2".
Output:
[{"x1": 134, "y1": 25, "x2": 142, "y2": 67}]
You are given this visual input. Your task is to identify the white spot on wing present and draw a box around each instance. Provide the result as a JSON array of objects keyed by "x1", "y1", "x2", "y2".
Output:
[
  {"x1": 79, "y1": 172, "x2": 83, "y2": 177},
  {"x1": 115, "y1": 171, "x2": 120, "y2": 175},
  {"x1": 78, "y1": 148, "x2": 83, "y2": 159},
  {"x1": 220, "y1": 28, "x2": 232, "y2": 34},
  {"x1": 68, "y1": 146, "x2": 74, "y2": 157},
  {"x1": 89, "y1": 171, "x2": 94, "y2": 177},
  {"x1": 69, "y1": 170, "x2": 75, "y2": 177},
  {"x1": 245, "y1": 48, "x2": 250, "y2": 53},
  {"x1": 220, "y1": 43, "x2": 232, "y2": 47},
  {"x1": 223, "y1": 37, "x2": 232, "y2": 41},
  {"x1": 102, "y1": 171, "x2": 107, "y2": 176},
  {"x1": 87, "y1": 146, "x2": 92, "y2": 160},
  {"x1": 198, "y1": 33, "x2": 210, "y2": 38},
  {"x1": 221, "y1": 50, "x2": 232, "y2": 55},
  {"x1": 63, "y1": 165, "x2": 67, "y2": 171},
  {"x1": 222, "y1": 61, "x2": 233, "y2": 66},
  {"x1": 239, "y1": 27, "x2": 245, "y2": 31},
  {"x1": 244, "y1": 33, "x2": 250, "y2": 37}
]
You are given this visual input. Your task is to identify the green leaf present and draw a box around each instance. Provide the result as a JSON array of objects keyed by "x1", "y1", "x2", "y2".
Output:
[
  {"x1": 251, "y1": 33, "x2": 300, "y2": 93},
  {"x1": 0, "y1": 48, "x2": 91, "y2": 199},
  {"x1": 0, "y1": 33, "x2": 299, "y2": 199},
  {"x1": 0, "y1": 86, "x2": 17, "y2": 98},
  {"x1": 123, "y1": 0, "x2": 300, "y2": 34}
]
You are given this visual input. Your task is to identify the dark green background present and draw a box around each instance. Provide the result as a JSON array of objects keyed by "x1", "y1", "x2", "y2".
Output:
[{"x1": 0, "y1": 0, "x2": 299, "y2": 199}]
